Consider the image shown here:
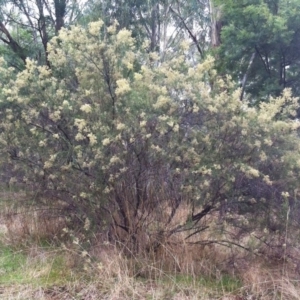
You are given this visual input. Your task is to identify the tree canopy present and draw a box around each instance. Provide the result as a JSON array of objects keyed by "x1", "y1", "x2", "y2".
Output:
[{"x1": 216, "y1": 0, "x2": 300, "y2": 102}]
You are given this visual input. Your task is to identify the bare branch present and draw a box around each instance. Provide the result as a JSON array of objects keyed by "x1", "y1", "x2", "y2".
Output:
[
  {"x1": 169, "y1": 6, "x2": 204, "y2": 58},
  {"x1": 0, "y1": 21, "x2": 27, "y2": 62}
]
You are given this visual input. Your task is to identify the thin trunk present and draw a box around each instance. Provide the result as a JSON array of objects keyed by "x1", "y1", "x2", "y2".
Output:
[
  {"x1": 209, "y1": 0, "x2": 222, "y2": 47},
  {"x1": 150, "y1": 2, "x2": 159, "y2": 52},
  {"x1": 240, "y1": 52, "x2": 256, "y2": 101},
  {"x1": 37, "y1": 0, "x2": 51, "y2": 67}
]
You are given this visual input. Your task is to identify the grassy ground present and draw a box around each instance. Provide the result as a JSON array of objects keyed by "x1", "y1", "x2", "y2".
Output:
[
  {"x1": 0, "y1": 191, "x2": 300, "y2": 299},
  {"x1": 0, "y1": 240, "x2": 243, "y2": 299}
]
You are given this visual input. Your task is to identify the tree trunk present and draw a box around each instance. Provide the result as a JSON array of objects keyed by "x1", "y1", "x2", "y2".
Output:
[{"x1": 209, "y1": 0, "x2": 222, "y2": 47}]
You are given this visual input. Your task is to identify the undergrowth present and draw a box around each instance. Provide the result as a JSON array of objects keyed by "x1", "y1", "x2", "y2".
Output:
[{"x1": 0, "y1": 191, "x2": 300, "y2": 300}]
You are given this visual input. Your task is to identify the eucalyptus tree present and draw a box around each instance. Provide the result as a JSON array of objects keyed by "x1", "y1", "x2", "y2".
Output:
[
  {"x1": 83, "y1": 0, "x2": 213, "y2": 60},
  {"x1": 0, "y1": 0, "x2": 85, "y2": 67},
  {"x1": 214, "y1": 0, "x2": 300, "y2": 102}
]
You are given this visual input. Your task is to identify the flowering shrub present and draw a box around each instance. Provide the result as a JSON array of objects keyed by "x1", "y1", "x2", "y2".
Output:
[{"x1": 0, "y1": 20, "x2": 300, "y2": 252}]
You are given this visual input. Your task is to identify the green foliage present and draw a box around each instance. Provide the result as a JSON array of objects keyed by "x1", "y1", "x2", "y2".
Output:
[
  {"x1": 0, "y1": 20, "x2": 300, "y2": 252},
  {"x1": 216, "y1": 0, "x2": 300, "y2": 101}
]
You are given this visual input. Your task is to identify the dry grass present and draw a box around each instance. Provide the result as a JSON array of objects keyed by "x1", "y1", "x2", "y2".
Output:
[
  {"x1": 0, "y1": 190, "x2": 65, "y2": 246},
  {"x1": 0, "y1": 192, "x2": 300, "y2": 299},
  {"x1": 0, "y1": 240, "x2": 300, "y2": 299}
]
